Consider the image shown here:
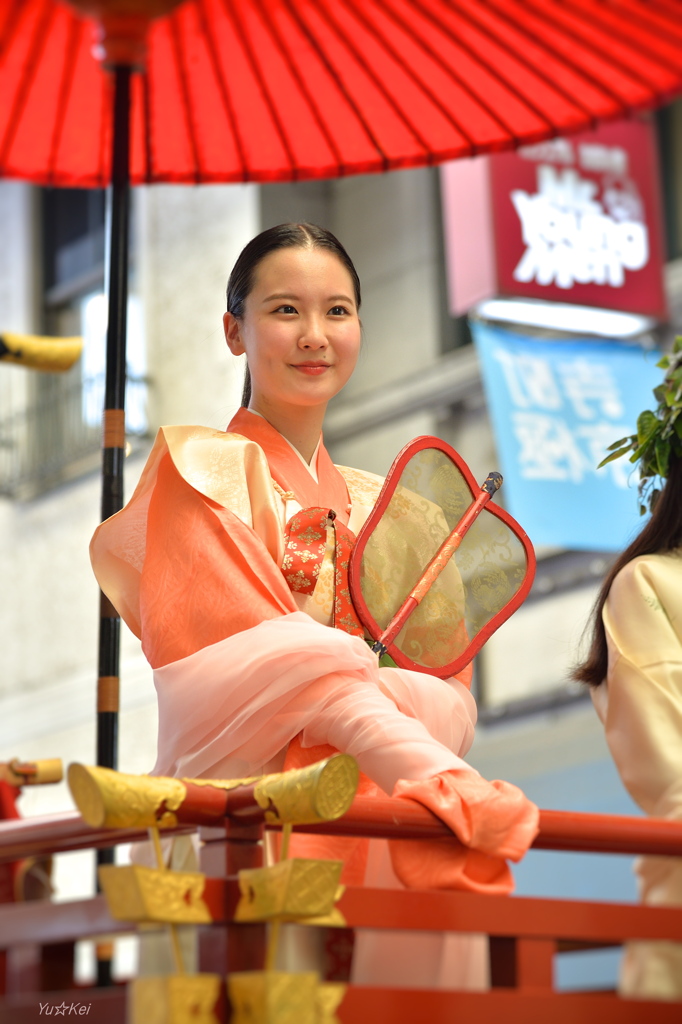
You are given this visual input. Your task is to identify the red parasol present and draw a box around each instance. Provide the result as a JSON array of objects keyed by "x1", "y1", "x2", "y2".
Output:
[{"x1": 2, "y1": 0, "x2": 682, "y2": 185}]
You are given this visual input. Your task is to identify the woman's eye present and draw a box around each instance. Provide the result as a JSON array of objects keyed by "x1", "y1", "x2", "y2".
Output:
[
  {"x1": 329, "y1": 305, "x2": 349, "y2": 316},
  {"x1": 275, "y1": 305, "x2": 297, "y2": 314}
]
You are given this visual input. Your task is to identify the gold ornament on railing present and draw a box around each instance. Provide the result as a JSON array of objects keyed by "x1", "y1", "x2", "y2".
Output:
[
  {"x1": 124, "y1": 822, "x2": 221, "y2": 1024},
  {"x1": 253, "y1": 754, "x2": 359, "y2": 824},
  {"x1": 129, "y1": 974, "x2": 222, "y2": 1024},
  {"x1": 68, "y1": 763, "x2": 186, "y2": 829},
  {"x1": 67, "y1": 757, "x2": 358, "y2": 1024},
  {"x1": 67, "y1": 754, "x2": 359, "y2": 830},
  {"x1": 235, "y1": 859, "x2": 344, "y2": 925},
  {"x1": 98, "y1": 863, "x2": 211, "y2": 925},
  {"x1": 230, "y1": 763, "x2": 354, "y2": 1024},
  {"x1": 228, "y1": 971, "x2": 346, "y2": 1024}
]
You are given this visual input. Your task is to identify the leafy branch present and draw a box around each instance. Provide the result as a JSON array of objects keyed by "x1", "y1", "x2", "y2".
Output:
[{"x1": 598, "y1": 336, "x2": 682, "y2": 514}]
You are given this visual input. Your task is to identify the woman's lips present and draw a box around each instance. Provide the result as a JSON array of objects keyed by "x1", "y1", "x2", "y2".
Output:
[{"x1": 291, "y1": 363, "x2": 330, "y2": 376}]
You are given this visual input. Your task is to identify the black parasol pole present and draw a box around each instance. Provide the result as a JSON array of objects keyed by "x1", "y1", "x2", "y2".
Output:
[
  {"x1": 97, "y1": 63, "x2": 130, "y2": 774},
  {"x1": 95, "y1": 61, "x2": 131, "y2": 986}
]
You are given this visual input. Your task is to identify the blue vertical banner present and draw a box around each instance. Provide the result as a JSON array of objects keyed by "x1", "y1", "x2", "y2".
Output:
[{"x1": 472, "y1": 322, "x2": 662, "y2": 551}]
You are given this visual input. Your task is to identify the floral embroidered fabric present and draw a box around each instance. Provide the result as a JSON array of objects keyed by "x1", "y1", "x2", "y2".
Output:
[{"x1": 281, "y1": 506, "x2": 364, "y2": 638}]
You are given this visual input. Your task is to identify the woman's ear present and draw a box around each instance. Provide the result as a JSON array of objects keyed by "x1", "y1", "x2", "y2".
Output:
[{"x1": 223, "y1": 311, "x2": 244, "y2": 356}]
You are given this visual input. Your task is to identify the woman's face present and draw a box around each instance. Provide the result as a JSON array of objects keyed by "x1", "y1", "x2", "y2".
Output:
[{"x1": 224, "y1": 246, "x2": 361, "y2": 414}]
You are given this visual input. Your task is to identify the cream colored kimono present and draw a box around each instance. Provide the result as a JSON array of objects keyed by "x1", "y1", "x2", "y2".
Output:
[{"x1": 592, "y1": 551, "x2": 682, "y2": 1000}]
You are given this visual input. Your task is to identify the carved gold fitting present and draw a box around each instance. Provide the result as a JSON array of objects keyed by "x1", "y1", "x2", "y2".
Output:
[
  {"x1": 228, "y1": 973, "x2": 346, "y2": 1024},
  {"x1": 68, "y1": 763, "x2": 186, "y2": 829},
  {"x1": 235, "y1": 859, "x2": 343, "y2": 923},
  {"x1": 315, "y1": 982, "x2": 346, "y2": 1024},
  {"x1": 254, "y1": 754, "x2": 358, "y2": 824},
  {"x1": 228, "y1": 971, "x2": 317, "y2": 1024},
  {"x1": 129, "y1": 974, "x2": 221, "y2": 1024},
  {"x1": 99, "y1": 864, "x2": 211, "y2": 924}
]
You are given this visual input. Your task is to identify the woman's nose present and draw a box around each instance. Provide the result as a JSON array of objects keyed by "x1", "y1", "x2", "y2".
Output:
[{"x1": 298, "y1": 318, "x2": 328, "y2": 349}]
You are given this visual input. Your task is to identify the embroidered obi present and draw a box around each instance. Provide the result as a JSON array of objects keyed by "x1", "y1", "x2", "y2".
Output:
[{"x1": 281, "y1": 506, "x2": 364, "y2": 638}]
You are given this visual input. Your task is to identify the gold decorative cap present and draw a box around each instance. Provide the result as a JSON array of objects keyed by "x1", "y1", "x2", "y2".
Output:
[
  {"x1": 254, "y1": 754, "x2": 359, "y2": 825},
  {"x1": 68, "y1": 763, "x2": 186, "y2": 829},
  {"x1": 67, "y1": 753, "x2": 359, "y2": 832}
]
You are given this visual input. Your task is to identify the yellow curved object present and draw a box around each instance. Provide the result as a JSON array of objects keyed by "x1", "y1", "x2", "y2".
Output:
[
  {"x1": 0, "y1": 332, "x2": 83, "y2": 372},
  {"x1": 68, "y1": 763, "x2": 186, "y2": 829},
  {"x1": 254, "y1": 753, "x2": 359, "y2": 824},
  {"x1": 68, "y1": 754, "x2": 360, "y2": 831},
  {"x1": 4, "y1": 758, "x2": 63, "y2": 786}
]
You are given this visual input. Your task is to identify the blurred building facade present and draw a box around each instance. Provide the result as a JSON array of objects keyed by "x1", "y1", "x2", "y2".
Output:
[{"x1": 1, "y1": 103, "x2": 681, "y2": 986}]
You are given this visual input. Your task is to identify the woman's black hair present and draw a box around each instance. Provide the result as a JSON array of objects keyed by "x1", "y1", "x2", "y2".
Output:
[
  {"x1": 574, "y1": 453, "x2": 682, "y2": 687},
  {"x1": 226, "y1": 223, "x2": 362, "y2": 407}
]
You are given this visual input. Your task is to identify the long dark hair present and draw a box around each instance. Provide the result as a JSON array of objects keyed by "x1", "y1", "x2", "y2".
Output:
[
  {"x1": 574, "y1": 453, "x2": 682, "y2": 687},
  {"x1": 226, "y1": 223, "x2": 362, "y2": 407}
]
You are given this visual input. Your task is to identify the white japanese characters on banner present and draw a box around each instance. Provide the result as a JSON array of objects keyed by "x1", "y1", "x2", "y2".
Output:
[{"x1": 472, "y1": 323, "x2": 662, "y2": 550}]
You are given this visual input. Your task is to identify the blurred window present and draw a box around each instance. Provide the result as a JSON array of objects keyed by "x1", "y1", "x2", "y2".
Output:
[{"x1": 0, "y1": 189, "x2": 147, "y2": 498}]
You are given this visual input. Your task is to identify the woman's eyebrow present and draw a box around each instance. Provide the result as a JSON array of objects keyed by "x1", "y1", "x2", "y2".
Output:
[
  {"x1": 261, "y1": 292, "x2": 355, "y2": 304},
  {"x1": 262, "y1": 292, "x2": 299, "y2": 303}
]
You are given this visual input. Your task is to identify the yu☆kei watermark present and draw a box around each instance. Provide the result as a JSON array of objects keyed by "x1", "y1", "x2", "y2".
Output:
[{"x1": 39, "y1": 1002, "x2": 92, "y2": 1015}]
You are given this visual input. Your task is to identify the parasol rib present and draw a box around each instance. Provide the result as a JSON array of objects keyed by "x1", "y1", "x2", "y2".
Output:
[
  {"x1": 194, "y1": 0, "x2": 248, "y2": 180},
  {"x1": 253, "y1": 0, "x2": 346, "y2": 177},
  {"x1": 412, "y1": 0, "x2": 595, "y2": 132},
  {"x1": 47, "y1": 14, "x2": 82, "y2": 183}
]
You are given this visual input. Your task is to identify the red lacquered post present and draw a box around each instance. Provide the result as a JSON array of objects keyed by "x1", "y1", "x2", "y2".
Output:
[{"x1": 199, "y1": 821, "x2": 266, "y2": 983}]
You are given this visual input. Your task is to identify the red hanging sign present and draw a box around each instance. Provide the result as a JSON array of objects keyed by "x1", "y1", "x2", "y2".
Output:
[{"x1": 490, "y1": 118, "x2": 667, "y2": 319}]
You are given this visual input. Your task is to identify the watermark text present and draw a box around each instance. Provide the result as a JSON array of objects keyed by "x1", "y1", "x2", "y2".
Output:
[{"x1": 39, "y1": 1002, "x2": 92, "y2": 1016}]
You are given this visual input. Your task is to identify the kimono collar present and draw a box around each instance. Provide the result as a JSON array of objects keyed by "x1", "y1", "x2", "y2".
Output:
[{"x1": 227, "y1": 408, "x2": 351, "y2": 525}]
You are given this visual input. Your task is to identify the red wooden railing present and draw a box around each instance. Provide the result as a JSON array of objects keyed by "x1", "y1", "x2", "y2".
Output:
[
  {"x1": 2, "y1": 797, "x2": 682, "y2": 860},
  {"x1": 1, "y1": 798, "x2": 681, "y2": 1023}
]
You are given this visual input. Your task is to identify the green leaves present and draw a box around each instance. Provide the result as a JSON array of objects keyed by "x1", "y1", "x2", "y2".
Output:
[
  {"x1": 606, "y1": 436, "x2": 630, "y2": 451},
  {"x1": 636, "y1": 409, "x2": 658, "y2": 446},
  {"x1": 598, "y1": 336, "x2": 682, "y2": 515},
  {"x1": 655, "y1": 437, "x2": 670, "y2": 479},
  {"x1": 597, "y1": 444, "x2": 632, "y2": 469}
]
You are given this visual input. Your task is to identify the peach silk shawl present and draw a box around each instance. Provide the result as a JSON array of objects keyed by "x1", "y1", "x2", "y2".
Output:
[{"x1": 90, "y1": 410, "x2": 537, "y2": 898}]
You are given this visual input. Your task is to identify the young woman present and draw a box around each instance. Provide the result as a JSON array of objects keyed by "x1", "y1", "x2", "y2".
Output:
[
  {"x1": 576, "y1": 354, "x2": 682, "y2": 1000},
  {"x1": 91, "y1": 223, "x2": 538, "y2": 987}
]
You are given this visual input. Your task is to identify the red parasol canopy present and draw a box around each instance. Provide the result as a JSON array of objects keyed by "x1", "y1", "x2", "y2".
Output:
[{"x1": 2, "y1": 0, "x2": 682, "y2": 187}]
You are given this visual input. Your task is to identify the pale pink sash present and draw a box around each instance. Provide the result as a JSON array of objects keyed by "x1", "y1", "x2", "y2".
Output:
[{"x1": 152, "y1": 611, "x2": 477, "y2": 791}]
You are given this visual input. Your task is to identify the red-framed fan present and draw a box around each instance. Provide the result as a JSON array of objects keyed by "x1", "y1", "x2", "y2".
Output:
[{"x1": 349, "y1": 436, "x2": 536, "y2": 678}]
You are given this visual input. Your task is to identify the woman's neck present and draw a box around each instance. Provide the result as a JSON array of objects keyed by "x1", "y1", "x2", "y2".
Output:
[{"x1": 247, "y1": 399, "x2": 325, "y2": 464}]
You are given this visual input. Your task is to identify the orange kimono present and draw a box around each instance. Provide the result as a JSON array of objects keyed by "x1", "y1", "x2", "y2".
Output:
[{"x1": 91, "y1": 409, "x2": 538, "y2": 985}]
